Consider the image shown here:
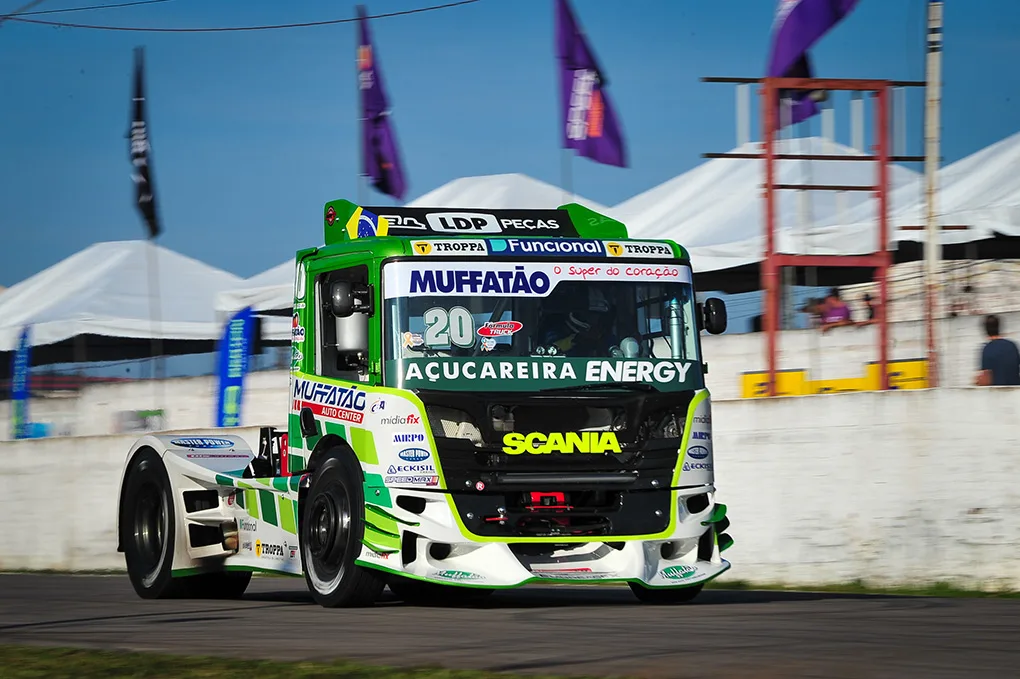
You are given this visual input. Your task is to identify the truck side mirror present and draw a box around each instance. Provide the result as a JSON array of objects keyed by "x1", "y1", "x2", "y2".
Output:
[
  {"x1": 330, "y1": 281, "x2": 373, "y2": 318},
  {"x1": 330, "y1": 281, "x2": 355, "y2": 318},
  {"x1": 703, "y1": 298, "x2": 727, "y2": 335}
]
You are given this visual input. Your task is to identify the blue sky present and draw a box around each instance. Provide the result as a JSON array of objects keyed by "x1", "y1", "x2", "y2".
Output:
[{"x1": 2, "y1": 0, "x2": 1019, "y2": 315}]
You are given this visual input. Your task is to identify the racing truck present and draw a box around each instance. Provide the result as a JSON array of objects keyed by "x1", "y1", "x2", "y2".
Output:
[{"x1": 117, "y1": 199, "x2": 733, "y2": 607}]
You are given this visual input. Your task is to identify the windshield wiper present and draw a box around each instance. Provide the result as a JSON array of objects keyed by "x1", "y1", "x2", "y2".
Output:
[{"x1": 539, "y1": 381, "x2": 659, "y2": 393}]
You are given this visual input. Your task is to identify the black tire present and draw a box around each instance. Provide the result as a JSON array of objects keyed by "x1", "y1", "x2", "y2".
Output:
[
  {"x1": 387, "y1": 575, "x2": 494, "y2": 606},
  {"x1": 301, "y1": 450, "x2": 385, "y2": 607},
  {"x1": 121, "y1": 448, "x2": 186, "y2": 599},
  {"x1": 629, "y1": 582, "x2": 704, "y2": 605}
]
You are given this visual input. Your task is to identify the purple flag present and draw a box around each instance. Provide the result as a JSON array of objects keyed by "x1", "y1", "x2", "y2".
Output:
[
  {"x1": 766, "y1": 0, "x2": 860, "y2": 128},
  {"x1": 357, "y1": 5, "x2": 407, "y2": 200},
  {"x1": 555, "y1": 0, "x2": 626, "y2": 168}
]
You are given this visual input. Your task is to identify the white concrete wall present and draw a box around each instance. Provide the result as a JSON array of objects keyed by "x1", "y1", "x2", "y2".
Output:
[
  {"x1": 6, "y1": 311, "x2": 1013, "y2": 440},
  {"x1": 2, "y1": 388, "x2": 1019, "y2": 589}
]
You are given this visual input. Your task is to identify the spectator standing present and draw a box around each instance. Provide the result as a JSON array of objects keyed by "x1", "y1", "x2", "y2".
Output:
[{"x1": 975, "y1": 314, "x2": 1020, "y2": 386}]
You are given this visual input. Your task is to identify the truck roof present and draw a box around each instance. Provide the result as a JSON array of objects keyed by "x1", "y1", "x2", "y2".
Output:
[{"x1": 314, "y1": 199, "x2": 689, "y2": 261}]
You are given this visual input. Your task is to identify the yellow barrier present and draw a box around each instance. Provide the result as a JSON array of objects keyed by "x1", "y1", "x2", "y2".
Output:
[{"x1": 740, "y1": 359, "x2": 929, "y2": 398}]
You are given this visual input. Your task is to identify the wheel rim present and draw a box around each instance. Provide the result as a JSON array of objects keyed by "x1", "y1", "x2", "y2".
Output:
[
  {"x1": 304, "y1": 477, "x2": 352, "y2": 594},
  {"x1": 132, "y1": 481, "x2": 169, "y2": 588}
]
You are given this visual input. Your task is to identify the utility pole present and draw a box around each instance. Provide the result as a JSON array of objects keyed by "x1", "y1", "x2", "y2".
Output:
[{"x1": 923, "y1": 0, "x2": 944, "y2": 387}]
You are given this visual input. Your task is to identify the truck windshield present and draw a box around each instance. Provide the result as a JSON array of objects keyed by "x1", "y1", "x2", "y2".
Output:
[{"x1": 382, "y1": 260, "x2": 704, "y2": 392}]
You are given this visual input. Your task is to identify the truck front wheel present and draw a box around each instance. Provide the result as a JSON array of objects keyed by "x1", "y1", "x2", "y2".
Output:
[{"x1": 301, "y1": 450, "x2": 385, "y2": 607}]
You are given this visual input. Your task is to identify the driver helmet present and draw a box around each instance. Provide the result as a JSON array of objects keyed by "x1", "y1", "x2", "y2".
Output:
[{"x1": 566, "y1": 288, "x2": 610, "y2": 334}]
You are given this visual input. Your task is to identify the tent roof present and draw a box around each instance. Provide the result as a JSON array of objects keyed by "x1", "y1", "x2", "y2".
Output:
[
  {"x1": 0, "y1": 240, "x2": 243, "y2": 361},
  {"x1": 614, "y1": 137, "x2": 922, "y2": 257},
  {"x1": 407, "y1": 173, "x2": 615, "y2": 213},
  {"x1": 214, "y1": 257, "x2": 295, "y2": 328}
]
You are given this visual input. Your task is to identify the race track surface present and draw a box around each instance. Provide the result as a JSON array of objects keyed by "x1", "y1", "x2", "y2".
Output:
[{"x1": 1, "y1": 574, "x2": 1018, "y2": 678}]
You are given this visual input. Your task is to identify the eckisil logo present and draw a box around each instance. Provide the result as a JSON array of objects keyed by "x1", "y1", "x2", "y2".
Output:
[{"x1": 502, "y1": 432, "x2": 622, "y2": 455}]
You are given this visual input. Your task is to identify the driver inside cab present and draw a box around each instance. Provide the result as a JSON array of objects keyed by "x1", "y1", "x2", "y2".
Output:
[{"x1": 540, "y1": 287, "x2": 618, "y2": 357}]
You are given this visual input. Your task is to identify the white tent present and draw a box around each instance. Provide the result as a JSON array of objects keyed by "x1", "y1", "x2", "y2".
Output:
[
  {"x1": 613, "y1": 137, "x2": 923, "y2": 272},
  {"x1": 0, "y1": 240, "x2": 242, "y2": 357},
  {"x1": 216, "y1": 259, "x2": 295, "y2": 315},
  {"x1": 819, "y1": 129, "x2": 1020, "y2": 246},
  {"x1": 407, "y1": 172, "x2": 615, "y2": 214}
]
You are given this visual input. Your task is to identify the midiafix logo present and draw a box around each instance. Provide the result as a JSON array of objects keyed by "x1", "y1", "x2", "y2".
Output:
[{"x1": 292, "y1": 378, "x2": 366, "y2": 424}]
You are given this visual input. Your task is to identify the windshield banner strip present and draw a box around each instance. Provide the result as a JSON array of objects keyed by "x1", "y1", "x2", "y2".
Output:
[
  {"x1": 383, "y1": 261, "x2": 692, "y2": 299},
  {"x1": 409, "y1": 239, "x2": 675, "y2": 260},
  {"x1": 386, "y1": 357, "x2": 700, "y2": 392}
]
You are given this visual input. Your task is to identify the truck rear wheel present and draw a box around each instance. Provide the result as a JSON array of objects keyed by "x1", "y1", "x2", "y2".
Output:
[
  {"x1": 121, "y1": 448, "x2": 183, "y2": 599},
  {"x1": 301, "y1": 451, "x2": 385, "y2": 607},
  {"x1": 122, "y1": 448, "x2": 254, "y2": 600},
  {"x1": 629, "y1": 582, "x2": 704, "y2": 604}
]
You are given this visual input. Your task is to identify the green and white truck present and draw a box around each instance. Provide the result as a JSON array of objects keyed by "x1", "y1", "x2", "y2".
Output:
[{"x1": 116, "y1": 199, "x2": 733, "y2": 606}]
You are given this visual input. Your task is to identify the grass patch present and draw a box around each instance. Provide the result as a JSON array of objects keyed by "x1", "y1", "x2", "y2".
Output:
[
  {"x1": 0, "y1": 646, "x2": 629, "y2": 679},
  {"x1": 706, "y1": 578, "x2": 1020, "y2": 598}
]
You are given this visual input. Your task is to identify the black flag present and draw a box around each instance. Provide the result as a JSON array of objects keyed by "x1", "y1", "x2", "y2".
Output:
[{"x1": 130, "y1": 46, "x2": 161, "y2": 239}]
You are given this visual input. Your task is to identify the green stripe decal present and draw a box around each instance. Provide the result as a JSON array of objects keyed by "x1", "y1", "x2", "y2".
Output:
[
  {"x1": 361, "y1": 539, "x2": 399, "y2": 555},
  {"x1": 702, "y1": 503, "x2": 728, "y2": 526},
  {"x1": 718, "y1": 533, "x2": 734, "y2": 552},
  {"x1": 278, "y1": 494, "x2": 297, "y2": 534},
  {"x1": 215, "y1": 474, "x2": 235, "y2": 487},
  {"x1": 245, "y1": 489, "x2": 259, "y2": 519},
  {"x1": 259, "y1": 489, "x2": 278, "y2": 526},
  {"x1": 235, "y1": 491, "x2": 245, "y2": 509},
  {"x1": 323, "y1": 421, "x2": 346, "y2": 438},
  {"x1": 366, "y1": 504, "x2": 420, "y2": 527},
  {"x1": 348, "y1": 427, "x2": 379, "y2": 465},
  {"x1": 363, "y1": 525, "x2": 400, "y2": 551},
  {"x1": 288, "y1": 413, "x2": 302, "y2": 450},
  {"x1": 271, "y1": 477, "x2": 291, "y2": 492},
  {"x1": 288, "y1": 475, "x2": 302, "y2": 492},
  {"x1": 363, "y1": 472, "x2": 392, "y2": 508},
  {"x1": 290, "y1": 454, "x2": 306, "y2": 472}
]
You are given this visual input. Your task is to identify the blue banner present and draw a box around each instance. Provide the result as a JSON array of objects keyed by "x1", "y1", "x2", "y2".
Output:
[
  {"x1": 10, "y1": 326, "x2": 31, "y2": 439},
  {"x1": 215, "y1": 307, "x2": 254, "y2": 428}
]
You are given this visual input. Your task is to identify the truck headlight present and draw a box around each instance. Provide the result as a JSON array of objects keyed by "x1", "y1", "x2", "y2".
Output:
[{"x1": 424, "y1": 405, "x2": 484, "y2": 445}]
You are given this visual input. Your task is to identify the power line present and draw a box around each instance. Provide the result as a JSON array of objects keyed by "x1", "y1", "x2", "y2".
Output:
[
  {"x1": 16, "y1": 0, "x2": 172, "y2": 17},
  {"x1": 0, "y1": 0, "x2": 49, "y2": 26},
  {"x1": 5, "y1": 0, "x2": 482, "y2": 32}
]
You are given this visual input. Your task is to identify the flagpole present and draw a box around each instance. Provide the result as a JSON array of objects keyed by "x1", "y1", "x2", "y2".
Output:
[
  {"x1": 923, "y1": 0, "x2": 943, "y2": 387},
  {"x1": 356, "y1": 23, "x2": 365, "y2": 206}
]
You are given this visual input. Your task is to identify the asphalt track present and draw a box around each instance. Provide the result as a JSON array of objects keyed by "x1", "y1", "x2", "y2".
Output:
[{"x1": 1, "y1": 574, "x2": 1018, "y2": 678}]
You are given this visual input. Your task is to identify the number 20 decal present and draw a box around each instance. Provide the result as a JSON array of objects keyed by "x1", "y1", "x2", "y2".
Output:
[{"x1": 423, "y1": 307, "x2": 475, "y2": 348}]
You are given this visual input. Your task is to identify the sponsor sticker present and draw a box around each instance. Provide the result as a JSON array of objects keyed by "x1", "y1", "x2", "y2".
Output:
[
  {"x1": 255, "y1": 539, "x2": 285, "y2": 559},
  {"x1": 481, "y1": 337, "x2": 497, "y2": 352},
  {"x1": 604, "y1": 241, "x2": 674, "y2": 259},
  {"x1": 691, "y1": 431, "x2": 710, "y2": 440},
  {"x1": 682, "y1": 461, "x2": 713, "y2": 472},
  {"x1": 532, "y1": 568, "x2": 611, "y2": 581},
  {"x1": 171, "y1": 437, "x2": 235, "y2": 449},
  {"x1": 502, "y1": 431, "x2": 621, "y2": 455},
  {"x1": 687, "y1": 445, "x2": 709, "y2": 460},
  {"x1": 477, "y1": 320, "x2": 523, "y2": 338},
  {"x1": 435, "y1": 570, "x2": 482, "y2": 581},
  {"x1": 412, "y1": 240, "x2": 487, "y2": 256},
  {"x1": 379, "y1": 413, "x2": 421, "y2": 426},
  {"x1": 291, "y1": 313, "x2": 305, "y2": 342},
  {"x1": 387, "y1": 463, "x2": 435, "y2": 474},
  {"x1": 385, "y1": 474, "x2": 439, "y2": 486},
  {"x1": 392, "y1": 432, "x2": 426, "y2": 445},
  {"x1": 401, "y1": 332, "x2": 425, "y2": 349},
  {"x1": 487, "y1": 238, "x2": 605, "y2": 257},
  {"x1": 292, "y1": 378, "x2": 367, "y2": 424},
  {"x1": 398, "y1": 447, "x2": 430, "y2": 462},
  {"x1": 383, "y1": 261, "x2": 691, "y2": 299},
  {"x1": 370, "y1": 399, "x2": 385, "y2": 413},
  {"x1": 239, "y1": 518, "x2": 257, "y2": 532},
  {"x1": 660, "y1": 564, "x2": 698, "y2": 580},
  {"x1": 402, "y1": 358, "x2": 692, "y2": 385}
]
